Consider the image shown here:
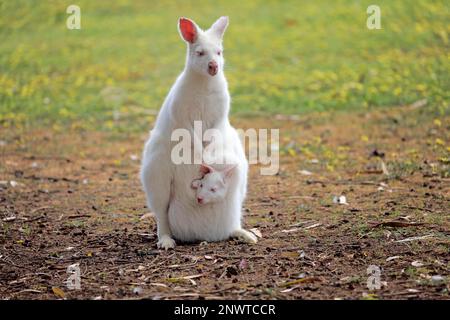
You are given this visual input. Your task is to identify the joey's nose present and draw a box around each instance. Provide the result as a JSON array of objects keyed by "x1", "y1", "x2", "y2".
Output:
[
  {"x1": 208, "y1": 61, "x2": 218, "y2": 76},
  {"x1": 197, "y1": 197, "x2": 203, "y2": 204}
]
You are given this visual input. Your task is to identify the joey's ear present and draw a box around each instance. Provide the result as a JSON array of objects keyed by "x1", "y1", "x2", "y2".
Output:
[
  {"x1": 208, "y1": 16, "x2": 228, "y2": 40},
  {"x1": 200, "y1": 164, "x2": 214, "y2": 175},
  {"x1": 191, "y1": 179, "x2": 201, "y2": 189},
  {"x1": 178, "y1": 17, "x2": 199, "y2": 43},
  {"x1": 222, "y1": 163, "x2": 237, "y2": 179}
]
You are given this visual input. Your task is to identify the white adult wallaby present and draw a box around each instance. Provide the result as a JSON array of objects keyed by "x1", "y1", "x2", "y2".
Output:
[{"x1": 140, "y1": 16, "x2": 256, "y2": 249}]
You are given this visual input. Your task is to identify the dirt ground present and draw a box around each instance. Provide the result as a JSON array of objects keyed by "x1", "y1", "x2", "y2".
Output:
[{"x1": 1, "y1": 105, "x2": 449, "y2": 300}]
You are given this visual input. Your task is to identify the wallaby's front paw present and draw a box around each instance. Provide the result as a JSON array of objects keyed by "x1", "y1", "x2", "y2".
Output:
[
  {"x1": 157, "y1": 235, "x2": 176, "y2": 250},
  {"x1": 231, "y1": 229, "x2": 258, "y2": 244}
]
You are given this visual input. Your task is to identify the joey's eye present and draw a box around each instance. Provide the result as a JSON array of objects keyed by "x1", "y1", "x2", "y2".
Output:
[
  {"x1": 196, "y1": 51, "x2": 205, "y2": 56},
  {"x1": 217, "y1": 51, "x2": 221, "y2": 56},
  {"x1": 210, "y1": 188, "x2": 216, "y2": 193},
  {"x1": 200, "y1": 184, "x2": 203, "y2": 188}
]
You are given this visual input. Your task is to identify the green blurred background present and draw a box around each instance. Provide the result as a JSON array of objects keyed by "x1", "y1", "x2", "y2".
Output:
[{"x1": 0, "y1": 0, "x2": 448, "y2": 131}]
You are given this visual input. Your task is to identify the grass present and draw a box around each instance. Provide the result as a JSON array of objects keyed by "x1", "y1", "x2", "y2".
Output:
[{"x1": 0, "y1": 0, "x2": 449, "y2": 132}]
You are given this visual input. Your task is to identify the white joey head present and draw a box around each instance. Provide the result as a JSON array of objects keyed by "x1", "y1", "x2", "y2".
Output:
[
  {"x1": 178, "y1": 16, "x2": 229, "y2": 77},
  {"x1": 191, "y1": 162, "x2": 236, "y2": 205}
]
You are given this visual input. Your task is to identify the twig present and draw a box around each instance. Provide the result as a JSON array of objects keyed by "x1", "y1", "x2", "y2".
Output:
[
  {"x1": 23, "y1": 215, "x2": 46, "y2": 223},
  {"x1": 306, "y1": 179, "x2": 379, "y2": 186},
  {"x1": 395, "y1": 234, "x2": 434, "y2": 243},
  {"x1": 30, "y1": 206, "x2": 51, "y2": 214},
  {"x1": 403, "y1": 206, "x2": 435, "y2": 213},
  {"x1": 67, "y1": 214, "x2": 91, "y2": 219},
  {"x1": 369, "y1": 220, "x2": 425, "y2": 228},
  {"x1": 14, "y1": 289, "x2": 43, "y2": 295},
  {"x1": 23, "y1": 155, "x2": 71, "y2": 162}
]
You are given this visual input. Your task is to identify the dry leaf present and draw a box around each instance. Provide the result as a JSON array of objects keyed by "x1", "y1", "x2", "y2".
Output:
[
  {"x1": 52, "y1": 287, "x2": 66, "y2": 299},
  {"x1": 411, "y1": 260, "x2": 424, "y2": 267},
  {"x1": 140, "y1": 212, "x2": 155, "y2": 220},
  {"x1": 249, "y1": 228, "x2": 262, "y2": 238},
  {"x1": 281, "y1": 252, "x2": 299, "y2": 259},
  {"x1": 189, "y1": 279, "x2": 197, "y2": 286},
  {"x1": 410, "y1": 98, "x2": 427, "y2": 109},
  {"x1": 386, "y1": 256, "x2": 401, "y2": 262}
]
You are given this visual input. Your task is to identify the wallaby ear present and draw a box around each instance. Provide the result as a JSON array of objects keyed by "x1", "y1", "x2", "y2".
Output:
[
  {"x1": 208, "y1": 16, "x2": 228, "y2": 40},
  {"x1": 200, "y1": 164, "x2": 214, "y2": 175},
  {"x1": 178, "y1": 17, "x2": 198, "y2": 43},
  {"x1": 222, "y1": 163, "x2": 237, "y2": 179},
  {"x1": 191, "y1": 179, "x2": 201, "y2": 189}
]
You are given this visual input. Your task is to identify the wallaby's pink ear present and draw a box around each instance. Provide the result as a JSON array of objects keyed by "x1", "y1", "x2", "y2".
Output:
[
  {"x1": 209, "y1": 16, "x2": 228, "y2": 40},
  {"x1": 200, "y1": 164, "x2": 214, "y2": 175},
  {"x1": 191, "y1": 179, "x2": 201, "y2": 189},
  {"x1": 223, "y1": 163, "x2": 237, "y2": 179},
  {"x1": 179, "y1": 17, "x2": 198, "y2": 43}
]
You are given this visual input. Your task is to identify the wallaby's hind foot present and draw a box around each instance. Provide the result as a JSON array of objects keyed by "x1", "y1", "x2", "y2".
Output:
[
  {"x1": 157, "y1": 235, "x2": 176, "y2": 250},
  {"x1": 231, "y1": 229, "x2": 258, "y2": 244}
]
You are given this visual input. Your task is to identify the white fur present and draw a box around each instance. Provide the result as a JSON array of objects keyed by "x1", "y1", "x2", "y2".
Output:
[
  {"x1": 140, "y1": 17, "x2": 255, "y2": 249},
  {"x1": 191, "y1": 163, "x2": 236, "y2": 205}
]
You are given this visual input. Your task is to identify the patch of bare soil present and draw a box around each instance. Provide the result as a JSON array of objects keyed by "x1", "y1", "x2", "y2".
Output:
[{"x1": 0, "y1": 106, "x2": 449, "y2": 300}]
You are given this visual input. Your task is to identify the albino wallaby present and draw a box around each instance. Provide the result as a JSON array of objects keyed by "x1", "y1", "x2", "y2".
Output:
[{"x1": 140, "y1": 16, "x2": 256, "y2": 249}]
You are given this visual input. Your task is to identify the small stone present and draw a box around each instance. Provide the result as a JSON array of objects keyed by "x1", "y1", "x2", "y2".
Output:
[
  {"x1": 431, "y1": 275, "x2": 444, "y2": 284},
  {"x1": 411, "y1": 260, "x2": 424, "y2": 267},
  {"x1": 132, "y1": 287, "x2": 143, "y2": 295},
  {"x1": 333, "y1": 195, "x2": 348, "y2": 205}
]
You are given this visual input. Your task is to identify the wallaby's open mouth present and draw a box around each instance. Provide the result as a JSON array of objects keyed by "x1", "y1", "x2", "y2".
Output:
[{"x1": 208, "y1": 61, "x2": 218, "y2": 76}]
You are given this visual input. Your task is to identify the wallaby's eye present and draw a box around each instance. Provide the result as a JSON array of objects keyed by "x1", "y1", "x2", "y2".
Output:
[
  {"x1": 200, "y1": 184, "x2": 203, "y2": 188},
  {"x1": 217, "y1": 51, "x2": 222, "y2": 56},
  {"x1": 196, "y1": 51, "x2": 205, "y2": 56},
  {"x1": 210, "y1": 188, "x2": 216, "y2": 193}
]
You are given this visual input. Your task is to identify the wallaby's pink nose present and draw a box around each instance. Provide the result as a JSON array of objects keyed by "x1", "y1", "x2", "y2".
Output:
[
  {"x1": 197, "y1": 197, "x2": 203, "y2": 204},
  {"x1": 208, "y1": 61, "x2": 218, "y2": 76}
]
